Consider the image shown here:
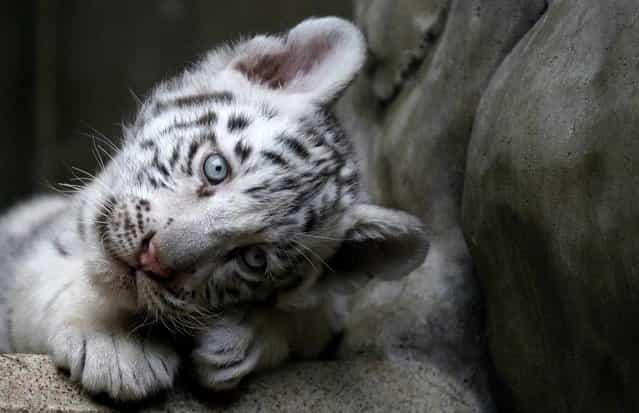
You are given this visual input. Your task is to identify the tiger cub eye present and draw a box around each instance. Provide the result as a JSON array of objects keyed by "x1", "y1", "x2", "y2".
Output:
[
  {"x1": 242, "y1": 246, "x2": 267, "y2": 271},
  {"x1": 203, "y1": 154, "x2": 229, "y2": 184}
]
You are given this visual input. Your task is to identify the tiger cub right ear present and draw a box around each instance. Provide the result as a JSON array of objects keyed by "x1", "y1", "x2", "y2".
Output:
[
  {"x1": 229, "y1": 17, "x2": 366, "y2": 105},
  {"x1": 330, "y1": 204, "x2": 429, "y2": 286},
  {"x1": 275, "y1": 204, "x2": 428, "y2": 310}
]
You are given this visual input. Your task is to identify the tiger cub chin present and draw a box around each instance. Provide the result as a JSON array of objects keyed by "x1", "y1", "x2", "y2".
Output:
[{"x1": 0, "y1": 17, "x2": 428, "y2": 400}]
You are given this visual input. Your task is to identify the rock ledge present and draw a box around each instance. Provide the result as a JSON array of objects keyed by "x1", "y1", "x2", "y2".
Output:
[{"x1": 0, "y1": 354, "x2": 483, "y2": 412}]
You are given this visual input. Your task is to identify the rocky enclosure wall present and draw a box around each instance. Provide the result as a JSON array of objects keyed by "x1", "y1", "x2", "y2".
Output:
[
  {"x1": 343, "y1": 0, "x2": 639, "y2": 412},
  {"x1": 337, "y1": 0, "x2": 544, "y2": 411},
  {"x1": 463, "y1": 0, "x2": 639, "y2": 412}
]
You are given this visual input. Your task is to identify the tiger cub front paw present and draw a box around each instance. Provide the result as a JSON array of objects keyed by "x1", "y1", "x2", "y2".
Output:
[
  {"x1": 49, "y1": 327, "x2": 179, "y2": 401},
  {"x1": 192, "y1": 314, "x2": 289, "y2": 391}
]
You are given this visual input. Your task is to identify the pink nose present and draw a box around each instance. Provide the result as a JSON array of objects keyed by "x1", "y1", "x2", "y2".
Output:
[{"x1": 139, "y1": 237, "x2": 172, "y2": 278}]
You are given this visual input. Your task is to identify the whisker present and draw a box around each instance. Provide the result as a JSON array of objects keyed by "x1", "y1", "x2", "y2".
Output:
[
  {"x1": 295, "y1": 233, "x2": 343, "y2": 242},
  {"x1": 289, "y1": 242, "x2": 318, "y2": 272},
  {"x1": 78, "y1": 124, "x2": 121, "y2": 154}
]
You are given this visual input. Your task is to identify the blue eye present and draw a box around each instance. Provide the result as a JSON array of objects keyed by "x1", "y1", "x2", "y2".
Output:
[
  {"x1": 242, "y1": 246, "x2": 267, "y2": 271},
  {"x1": 203, "y1": 154, "x2": 229, "y2": 184}
]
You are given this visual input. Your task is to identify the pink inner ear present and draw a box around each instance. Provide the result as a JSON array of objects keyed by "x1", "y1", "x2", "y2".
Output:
[{"x1": 234, "y1": 37, "x2": 332, "y2": 90}]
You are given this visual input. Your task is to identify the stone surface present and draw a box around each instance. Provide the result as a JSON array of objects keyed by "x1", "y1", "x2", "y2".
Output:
[
  {"x1": 463, "y1": 0, "x2": 639, "y2": 412},
  {"x1": 0, "y1": 354, "x2": 484, "y2": 412},
  {"x1": 336, "y1": 1, "x2": 547, "y2": 410}
]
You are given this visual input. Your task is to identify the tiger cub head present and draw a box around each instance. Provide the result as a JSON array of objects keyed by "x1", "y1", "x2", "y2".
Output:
[{"x1": 78, "y1": 17, "x2": 428, "y2": 329}]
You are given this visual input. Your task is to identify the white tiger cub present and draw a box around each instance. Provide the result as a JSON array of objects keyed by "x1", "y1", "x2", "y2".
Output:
[{"x1": 0, "y1": 18, "x2": 428, "y2": 400}]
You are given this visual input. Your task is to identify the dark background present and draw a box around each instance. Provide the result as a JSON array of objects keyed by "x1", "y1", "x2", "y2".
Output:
[{"x1": 0, "y1": 1, "x2": 351, "y2": 210}]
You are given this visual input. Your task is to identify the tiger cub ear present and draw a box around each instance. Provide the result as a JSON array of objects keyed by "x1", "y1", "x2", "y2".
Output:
[
  {"x1": 277, "y1": 204, "x2": 428, "y2": 310},
  {"x1": 230, "y1": 17, "x2": 366, "y2": 104},
  {"x1": 329, "y1": 204, "x2": 429, "y2": 286}
]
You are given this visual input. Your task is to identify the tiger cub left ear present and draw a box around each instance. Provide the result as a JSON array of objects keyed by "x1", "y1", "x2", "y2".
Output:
[{"x1": 231, "y1": 17, "x2": 366, "y2": 104}]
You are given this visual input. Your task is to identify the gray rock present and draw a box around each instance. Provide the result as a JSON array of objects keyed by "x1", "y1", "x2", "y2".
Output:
[
  {"x1": 337, "y1": 1, "x2": 546, "y2": 410},
  {"x1": 463, "y1": 0, "x2": 639, "y2": 412},
  {"x1": 0, "y1": 354, "x2": 484, "y2": 412}
]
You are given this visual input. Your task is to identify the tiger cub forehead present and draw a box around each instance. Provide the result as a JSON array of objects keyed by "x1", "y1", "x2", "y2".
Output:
[
  {"x1": 123, "y1": 79, "x2": 360, "y2": 237},
  {"x1": 138, "y1": 64, "x2": 324, "y2": 130}
]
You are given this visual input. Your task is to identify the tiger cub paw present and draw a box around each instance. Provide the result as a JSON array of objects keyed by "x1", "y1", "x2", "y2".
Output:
[
  {"x1": 50, "y1": 326, "x2": 179, "y2": 401},
  {"x1": 192, "y1": 313, "x2": 289, "y2": 391}
]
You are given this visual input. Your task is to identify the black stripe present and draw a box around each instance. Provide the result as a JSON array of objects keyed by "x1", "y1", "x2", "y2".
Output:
[
  {"x1": 156, "y1": 91, "x2": 234, "y2": 113},
  {"x1": 303, "y1": 208, "x2": 317, "y2": 233},
  {"x1": 185, "y1": 140, "x2": 202, "y2": 176},
  {"x1": 53, "y1": 238, "x2": 70, "y2": 257},
  {"x1": 244, "y1": 184, "x2": 268, "y2": 194},
  {"x1": 244, "y1": 183, "x2": 270, "y2": 200},
  {"x1": 140, "y1": 139, "x2": 156, "y2": 150},
  {"x1": 157, "y1": 162, "x2": 172, "y2": 179},
  {"x1": 142, "y1": 171, "x2": 168, "y2": 189},
  {"x1": 245, "y1": 185, "x2": 267, "y2": 194},
  {"x1": 234, "y1": 140, "x2": 252, "y2": 163},
  {"x1": 148, "y1": 175, "x2": 160, "y2": 189},
  {"x1": 169, "y1": 142, "x2": 181, "y2": 170},
  {"x1": 79, "y1": 339, "x2": 86, "y2": 377},
  {"x1": 194, "y1": 111, "x2": 218, "y2": 126},
  {"x1": 160, "y1": 111, "x2": 218, "y2": 135},
  {"x1": 152, "y1": 149, "x2": 171, "y2": 179},
  {"x1": 259, "y1": 103, "x2": 278, "y2": 119},
  {"x1": 274, "y1": 176, "x2": 298, "y2": 192},
  {"x1": 261, "y1": 150, "x2": 289, "y2": 168},
  {"x1": 206, "y1": 132, "x2": 217, "y2": 147},
  {"x1": 227, "y1": 114, "x2": 251, "y2": 132},
  {"x1": 279, "y1": 134, "x2": 310, "y2": 159}
]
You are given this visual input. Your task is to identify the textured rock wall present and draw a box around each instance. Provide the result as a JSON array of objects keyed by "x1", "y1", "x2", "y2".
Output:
[
  {"x1": 337, "y1": 1, "x2": 546, "y2": 410},
  {"x1": 463, "y1": 1, "x2": 639, "y2": 412}
]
